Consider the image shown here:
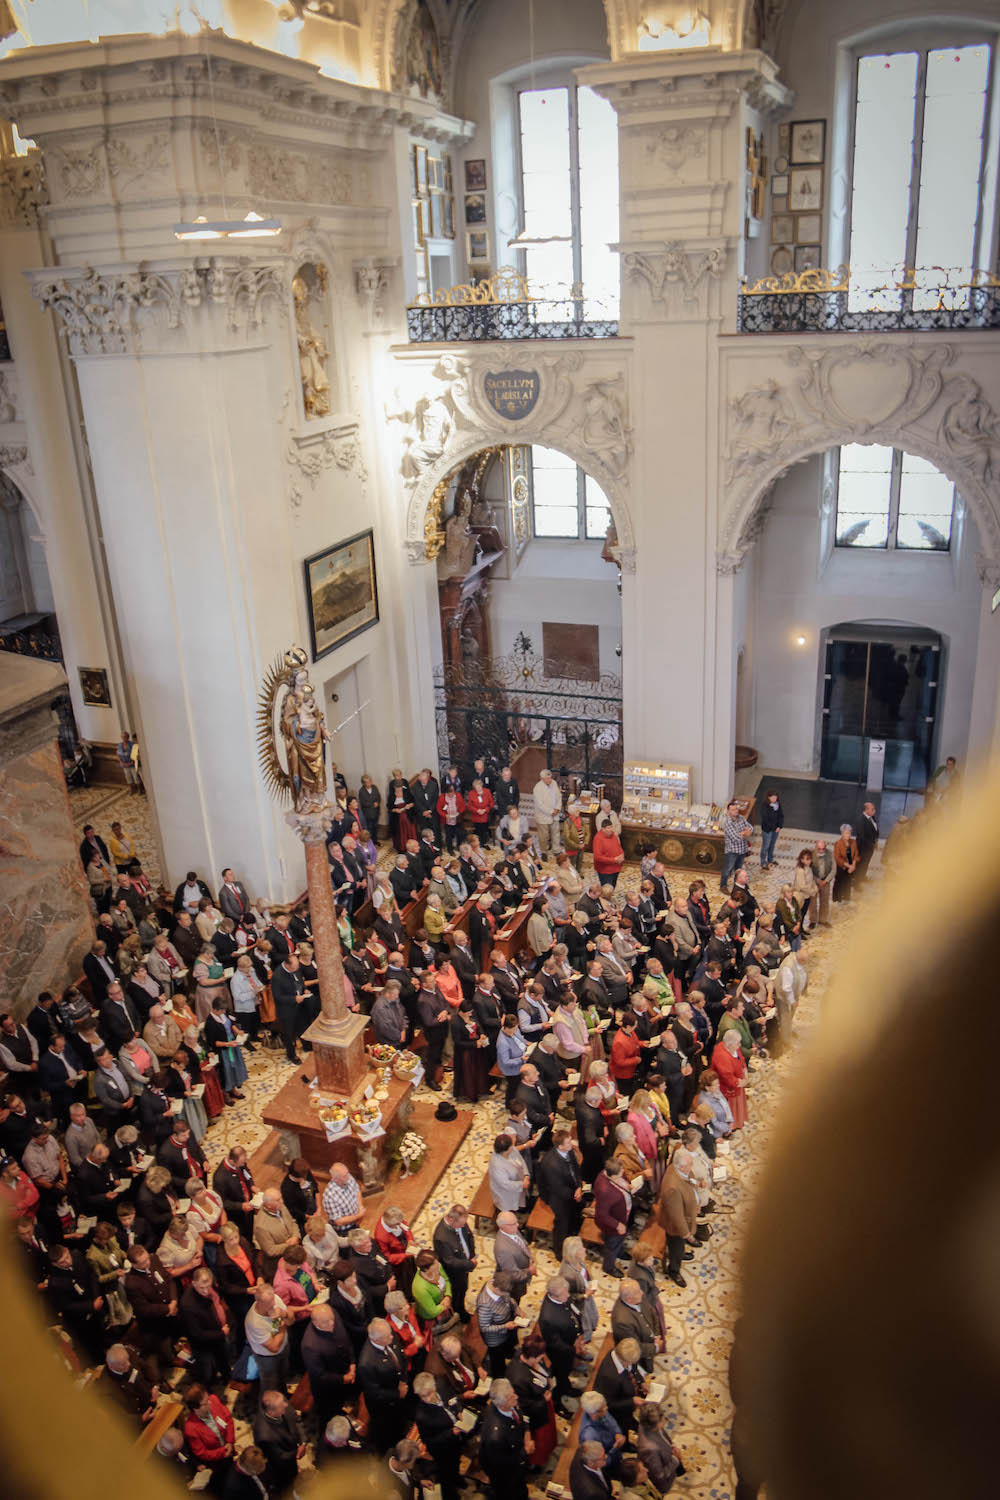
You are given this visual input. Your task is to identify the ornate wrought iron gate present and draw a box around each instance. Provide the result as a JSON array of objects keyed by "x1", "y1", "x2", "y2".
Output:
[{"x1": 433, "y1": 642, "x2": 623, "y2": 802}]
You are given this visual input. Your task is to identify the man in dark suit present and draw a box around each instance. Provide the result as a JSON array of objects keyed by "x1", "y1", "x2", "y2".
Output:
[
  {"x1": 575, "y1": 1085, "x2": 609, "y2": 1185},
  {"x1": 594, "y1": 1338, "x2": 645, "y2": 1434},
  {"x1": 450, "y1": 931, "x2": 478, "y2": 1001},
  {"x1": 570, "y1": 1442, "x2": 613, "y2": 1500},
  {"x1": 856, "y1": 801, "x2": 880, "y2": 882},
  {"x1": 358, "y1": 1319, "x2": 410, "y2": 1453},
  {"x1": 253, "y1": 1390, "x2": 301, "y2": 1492},
  {"x1": 158, "y1": 1119, "x2": 207, "y2": 1192},
  {"x1": 489, "y1": 952, "x2": 521, "y2": 1012},
  {"x1": 212, "y1": 1147, "x2": 257, "y2": 1222},
  {"x1": 80, "y1": 823, "x2": 111, "y2": 870},
  {"x1": 413, "y1": 1372, "x2": 466, "y2": 1500},
  {"x1": 83, "y1": 940, "x2": 118, "y2": 1003},
  {"x1": 264, "y1": 915, "x2": 294, "y2": 965},
  {"x1": 301, "y1": 1303, "x2": 355, "y2": 1433},
  {"x1": 25, "y1": 992, "x2": 56, "y2": 1052},
  {"x1": 418, "y1": 829, "x2": 441, "y2": 880},
  {"x1": 417, "y1": 978, "x2": 449, "y2": 1091},
  {"x1": 181, "y1": 1266, "x2": 232, "y2": 1387},
  {"x1": 218, "y1": 868, "x2": 252, "y2": 922},
  {"x1": 580, "y1": 962, "x2": 613, "y2": 1018},
  {"x1": 537, "y1": 1129, "x2": 584, "y2": 1259},
  {"x1": 493, "y1": 766, "x2": 519, "y2": 823},
  {"x1": 170, "y1": 913, "x2": 201, "y2": 970},
  {"x1": 411, "y1": 768, "x2": 441, "y2": 838},
  {"x1": 538, "y1": 1275, "x2": 583, "y2": 1413},
  {"x1": 73, "y1": 1142, "x2": 121, "y2": 1217},
  {"x1": 610, "y1": 1279, "x2": 659, "y2": 1368},
  {"x1": 477, "y1": 1379, "x2": 529, "y2": 1500},
  {"x1": 433, "y1": 1205, "x2": 477, "y2": 1323},
  {"x1": 100, "y1": 981, "x2": 141, "y2": 1051},
  {"x1": 390, "y1": 856, "x2": 419, "y2": 909},
  {"x1": 38, "y1": 1034, "x2": 84, "y2": 1123},
  {"x1": 514, "y1": 1064, "x2": 554, "y2": 1137},
  {"x1": 648, "y1": 864, "x2": 672, "y2": 914},
  {"x1": 270, "y1": 954, "x2": 305, "y2": 1064}
]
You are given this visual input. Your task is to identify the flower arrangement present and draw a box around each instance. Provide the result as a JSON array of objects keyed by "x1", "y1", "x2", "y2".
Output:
[{"x1": 398, "y1": 1131, "x2": 427, "y2": 1176}]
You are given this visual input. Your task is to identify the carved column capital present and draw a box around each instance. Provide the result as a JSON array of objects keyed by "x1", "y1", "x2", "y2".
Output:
[
  {"x1": 353, "y1": 256, "x2": 398, "y2": 331},
  {"x1": 0, "y1": 153, "x2": 47, "y2": 228},
  {"x1": 622, "y1": 240, "x2": 730, "y2": 316},
  {"x1": 30, "y1": 258, "x2": 286, "y2": 356}
]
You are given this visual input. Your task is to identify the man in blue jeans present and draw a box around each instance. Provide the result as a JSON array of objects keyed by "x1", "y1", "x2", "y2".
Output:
[
  {"x1": 759, "y1": 790, "x2": 784, "y2": 869},
  {"x1": 720, "y1": 800, "x2": 753, "y2": 892}
]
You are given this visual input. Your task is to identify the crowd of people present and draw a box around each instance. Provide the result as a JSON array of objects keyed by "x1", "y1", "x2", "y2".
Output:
[{"x1": 0, "y1": 754, "x2": 906, "y2": 1500}]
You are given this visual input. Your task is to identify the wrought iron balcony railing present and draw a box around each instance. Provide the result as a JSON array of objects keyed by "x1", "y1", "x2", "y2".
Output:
[
  {"x1": 738, "y1": 265, "x2": 1000, "y2": 334},
  {"x1": 407, "y1": 267, "x2": 619, "y2": 342}
]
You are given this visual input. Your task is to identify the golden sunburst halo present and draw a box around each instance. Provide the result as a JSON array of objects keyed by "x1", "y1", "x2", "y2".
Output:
[{"x1": 257, "y1": 651, "x2": 292, "y2": 804}]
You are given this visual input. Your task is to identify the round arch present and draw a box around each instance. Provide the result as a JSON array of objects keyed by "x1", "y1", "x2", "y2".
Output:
[
  {"x1": 722, "y1": 424, "x2": 1000, "y2": 573},
  {"x1": 404, "y1": 425, "x2": 636, "y2": 563}
]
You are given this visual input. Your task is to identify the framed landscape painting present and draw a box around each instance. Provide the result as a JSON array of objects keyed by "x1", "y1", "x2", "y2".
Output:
[{"x1": 304, "y1": 529, "x2": 379, "y2": 661}]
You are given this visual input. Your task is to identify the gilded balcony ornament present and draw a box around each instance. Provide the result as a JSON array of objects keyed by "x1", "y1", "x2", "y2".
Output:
[{"x1": 740, "y1": 264, "x2": 851, "y2": 297}]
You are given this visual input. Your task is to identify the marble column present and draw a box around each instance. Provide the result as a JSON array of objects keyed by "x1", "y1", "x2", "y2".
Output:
[
  {"x1": 291, "y1": 811, "x2": 369, "y2": 1094},
  {"x1": 0, "y1": 651, "x2": 93, "y2": 1013},
  {"x1": 30, "y1": 259, "x2": 303, "y2": 901}
]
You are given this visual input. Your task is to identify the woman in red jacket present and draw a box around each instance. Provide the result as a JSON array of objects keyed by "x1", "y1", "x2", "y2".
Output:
[
  {"x1": 182, "y1": 1384, "x2": 235, "y2": 1467},
  {"x1": 466, "y1": 778, "x2": 494, "y2": 836},
  {"x1": 436, "y1": 787, "x2": 466, "y2": 853},
  {"x1": 592, "y1": 824, "x2": 626, "y2": 889},
  {"x1": 710, "y1": 1029, "x2": 748, "y2": 1129},
  {"x1": 609, "y1": 1014, "x2": 641, "y2": 1097}
]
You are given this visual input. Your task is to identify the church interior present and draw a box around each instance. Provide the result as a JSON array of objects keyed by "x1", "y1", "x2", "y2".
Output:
[{"x1": 1, "y1": 2, "x2": 999, "y2": 1498}]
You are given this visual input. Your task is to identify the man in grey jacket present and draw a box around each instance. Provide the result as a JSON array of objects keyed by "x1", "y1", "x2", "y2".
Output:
[
  {"x1": 669, "y1": 898, "x2": 701, "y2": 983},
  {"x1": 811, "y1": 839, "x2": 834, "y2": 925},
  {"x1": 493, "y1": 1210, "x2": 535, "y2": 1302},
  {"x1": 610, "y1": 1278, "x2": 660, "y2": 1367}
]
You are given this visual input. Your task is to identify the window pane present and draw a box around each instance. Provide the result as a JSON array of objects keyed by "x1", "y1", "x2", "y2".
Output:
[
  {"x1": 836, "y1": 444, "x2": 892, "y2": 546},
  {"x1": 848, "y1": 52, "x2": 918, "y2": 309},
  {"x1": 534, "y1": 506, "x2": 579, "y2": 537},
  {"x1": 913, "y1": 45, "x2": 989, "y2": 309},
  {"x1": 896, "y1": 452, "x2": 954, "y2": 549},
  {"x1": 578, "y1": 85, "x2": 620, "y2": 318},
  {"x1": 585, "y1": 474, "x2": 612, "y2": 539}
]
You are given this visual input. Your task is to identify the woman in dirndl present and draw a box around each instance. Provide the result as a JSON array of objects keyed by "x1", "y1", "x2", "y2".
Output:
[{"x1": 204, "y1": 997, "x2": 248, "y2": 1103}]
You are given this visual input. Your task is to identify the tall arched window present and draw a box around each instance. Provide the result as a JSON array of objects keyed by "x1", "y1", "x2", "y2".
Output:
[{"x1": 847, "y1": 34, "x2": 997, "y2": 308}]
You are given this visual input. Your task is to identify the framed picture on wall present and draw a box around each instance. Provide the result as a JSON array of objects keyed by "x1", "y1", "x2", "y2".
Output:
[
  {"x1": 794, "y1": 243, "x2": 822, "y2": 272},
  {"x1": 796, "y1": 211, "x2": 822, "y2": 243},
  {"x1": 79, "y1": 667, "x2": 112, "y2": 708},
  {"x1": 304, "y1": 529, "x2": 379, "y2": 662},
  {"x1": 777, "y1": 122, "x2": 791, "y2": 154},
  {"x1": 429, "y1": 193, "x2": 445, "y2": 239},
  {"x1": 467, "y1": 229, "x2": 488, "y2": 260},
  {"x1": 464, "y1": 192, "x2": 487, "y2": 224},
  {"x1": 771, "y1": 213, "x2": 795, "y2": 244},
  {"x1": 790, "y1": 119, "x2": 825, "y2": 165},
  {"x1": 465, "y1": 158, "x2": 487, "y2": 190},
  {"x1": 412, "y1": 199, "x2": 426, "y2": 247},
  {"x1": 788, "y1": 166, "x2": 823, "y2": 212},
  {"x1": 770, "y1": 246, "x2": 793, "y2": 276},
  {"x1": 413, "y1": 144, "x2": 428, "y2": 194},
  {"x1": 771, "y1": 174, "x2": 788, "y2": 197},
  {"x1": 443, "y1": 196, "x2": 456, "y2": 238}
]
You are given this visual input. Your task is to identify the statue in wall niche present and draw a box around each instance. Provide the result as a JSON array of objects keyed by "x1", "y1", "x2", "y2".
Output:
[
  {"x1": 293, "y1": 267, "x2": 332, "y2": 420},
  {"x1": 404, "y1": 0, "x2": 443, "y2": 100},
  {"x1": 396, "y1": 389, "x2": 453, "y2": 480}
]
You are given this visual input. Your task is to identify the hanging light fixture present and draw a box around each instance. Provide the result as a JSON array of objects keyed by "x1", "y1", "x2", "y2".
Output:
[{"x1": 173, "y1": 54, "x2": 282, "y2": 241}]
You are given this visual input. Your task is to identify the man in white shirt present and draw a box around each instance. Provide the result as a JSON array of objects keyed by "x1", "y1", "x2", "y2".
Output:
[
  {"x1": 244, "y1": 1283, "x2": 292, "y2": 1392},
  {"x1": 774, "y1": 948, "x2": 808, "y2": 1045},
  {"x1": 532, "y1": 769, "x2": 563, "y2": 855}
]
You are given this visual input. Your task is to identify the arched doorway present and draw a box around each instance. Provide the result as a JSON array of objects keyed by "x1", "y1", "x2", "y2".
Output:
[{"x1": 430, "y1": 442, "x2": 624, "y2": 800}]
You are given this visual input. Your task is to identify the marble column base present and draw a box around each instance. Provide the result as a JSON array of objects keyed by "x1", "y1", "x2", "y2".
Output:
[{"x1": 301, "y1": 1009, "x2": 369, "y2": 1094}]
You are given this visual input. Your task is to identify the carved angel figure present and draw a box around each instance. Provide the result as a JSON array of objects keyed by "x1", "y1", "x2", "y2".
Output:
[{"x1": 582, "y1": 377, "x2": 632, "y2": 478}]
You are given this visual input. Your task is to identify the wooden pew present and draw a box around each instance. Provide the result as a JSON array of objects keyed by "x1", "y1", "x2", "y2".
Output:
[
  {"x1": 401, "y1": 889, "x2": 429, "y2": 940},
  {"x1": 469, "y1": 1172, "x2": 497, "y2": 1229},
  {"x1": 526, "y1": 1198, "x2": 603, "y2": 1249},
  {"x1": 549, "y1": 1332, "x2": 615, "y2": 1491},
  {"x1": 135, "y1": 1398, "x2": 184, "y2": 1456}
]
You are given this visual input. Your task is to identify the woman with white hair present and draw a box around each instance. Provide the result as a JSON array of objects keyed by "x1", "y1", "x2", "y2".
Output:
[
  {"x1": 710, "y1": 1028, "x2": 748, "y2": 1129},
  {"x1": 833, "y1": 823, "x2": 859, "y2": 903},
  {"x1": 559, "y1": 1235, "x2": 599, "y2": 1342},
  {"x1": 612, "y1": 1121, "x2": 652, "y2": 1188},
  {"x1": 588, "y1": 1058, "x2": 619, "y2": 1122}
]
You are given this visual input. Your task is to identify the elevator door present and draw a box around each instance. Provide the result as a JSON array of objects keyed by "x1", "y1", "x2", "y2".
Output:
[{"x1": 820, "y1": 633, "x2": 940, "y2": 788}]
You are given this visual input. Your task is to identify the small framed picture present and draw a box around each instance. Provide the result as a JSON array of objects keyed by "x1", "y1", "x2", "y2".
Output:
[
  {"x1": 796, "y1": 212, "x2": 822, "y2": 243},
  {"x1": 464, "y1": 192, "x2": 486, "y2": 224},
  {"x1": 465, "y1": 158, "x2": 487, "y2": 191},
  {"x1": 777, "y1": 122, "x2": 790, "y2": 154},
  {"x1": 770, "y1": 246, "x2": 793, "y2": 275},
  {"x1": 771, "y1": 213, "x2": 795, "y2": 244},
  {"x1": 771, "y1": 174, "x2": 788, "y2": 196},
  {"x1": 79, "y1": 666, "x2": 112, "y2": 708},
  {"x1": 794, "y1": 243, "x2": 821, "y2": 272},
  {"x1": 773, "y1": 154, "x2": 789, "y2": 174},
  {"x1": 412, "y1": 199, "x2": 426, "y2": 247},
  {"x1": 443, "y1": 154, "x2": 453, "y2": 194},
  {"x1": 428, "y1": 156, "x2": 442, "y2": 191},
  {"x1": 772, "y1": 195, "x2": 788, "y2": 214},
  {"x1": 443, "y1": 196, "x2": 456, "y2": 239},
  {"x1": 467, "y1": 229, "x2": 488, "y2": 261},
  {"x1": 790, "y1": 119, "x2": 825, "y2": 165},
  {"x1": 413, "y1": 144, "x2": 428, "y2": 194},
  {"x1": 429, "y1": 193, "x2": 445, "y2": 239},
  {"x1": 788, "y1": 166, "x2": 822, "y2": 212}
]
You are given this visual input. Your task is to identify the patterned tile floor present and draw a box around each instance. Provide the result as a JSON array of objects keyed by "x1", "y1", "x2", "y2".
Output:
[{"x1": 70, "y1": 787, "x2": 868, "y2": 1494}]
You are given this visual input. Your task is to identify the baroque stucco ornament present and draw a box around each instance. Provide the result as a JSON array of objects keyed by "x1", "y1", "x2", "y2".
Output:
[
  {"x1": 624, "y1": 241, "x2": 729, "y2": 307},
  {"x1": 719, "y1": 340, "x2": 1000, "y2": 568},
  {"x1": 32, "y1": 262, "x2": 286, "y2": 355}
]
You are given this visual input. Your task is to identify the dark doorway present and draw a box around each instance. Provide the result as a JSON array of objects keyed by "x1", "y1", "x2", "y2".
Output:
[{"x1": 820, "y1": 625, "x2": 941, "y2": 790}]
